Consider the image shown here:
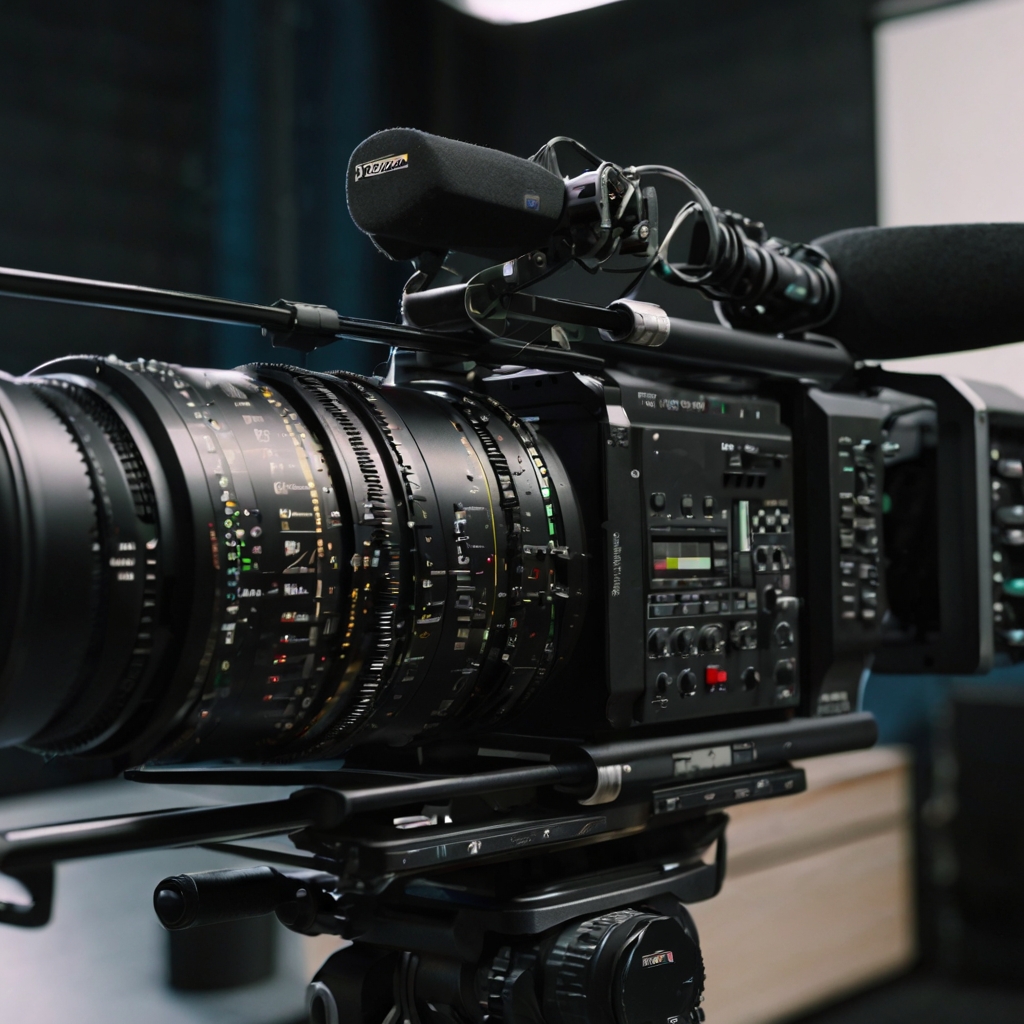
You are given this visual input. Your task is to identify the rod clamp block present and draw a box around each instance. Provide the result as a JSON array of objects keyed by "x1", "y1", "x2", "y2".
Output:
[{"x1": 266, "y1": 300, "x2": 343, "y2": 352}]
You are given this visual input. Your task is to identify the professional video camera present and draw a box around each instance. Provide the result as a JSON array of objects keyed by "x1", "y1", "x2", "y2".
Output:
[{"x1": 1, "y1": 127, "x2": 1023, "y2": 1024}]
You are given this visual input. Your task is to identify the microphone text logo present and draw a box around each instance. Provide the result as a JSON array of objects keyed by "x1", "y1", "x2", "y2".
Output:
[{"x1": 353, "y1": 153, "x2": 409, "y2": 181}]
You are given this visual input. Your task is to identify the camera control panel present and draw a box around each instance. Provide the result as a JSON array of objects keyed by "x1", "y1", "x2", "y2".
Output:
[{"x1": 632, "y1": 392, "x2": 799, "y2": 724}]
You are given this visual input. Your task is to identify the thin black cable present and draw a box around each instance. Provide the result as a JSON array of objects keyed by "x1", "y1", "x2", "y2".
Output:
[
  {"x1": 527, "y1": 142, "x2": 725, "y2": 302},
  {"x1": 615, "y1": 200, "x2": 702, "y2": 300},
  {"x1": 611, "y1": 169, "x2": 722, "y2": 299},
  {"x1": 529, "y1": 136, "x2": 604, "y2": 175},
  {"x1": 631, "y1": 165, "x2": 722, "y2": 281}
]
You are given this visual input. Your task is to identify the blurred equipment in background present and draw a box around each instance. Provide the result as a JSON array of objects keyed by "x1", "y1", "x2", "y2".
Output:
[{"x1": 926, "y1": 686, "x2": 1024, "y2": 986}]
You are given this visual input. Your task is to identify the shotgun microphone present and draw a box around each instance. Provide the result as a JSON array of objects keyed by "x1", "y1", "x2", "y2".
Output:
[{"x1": 347, "y1": 128, "x2": 566, "y2": 262}]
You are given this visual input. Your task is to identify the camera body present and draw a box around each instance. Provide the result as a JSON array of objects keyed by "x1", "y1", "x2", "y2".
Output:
[
  {"x1": 5, "y1": 349, "x2": 1002, "y2": 768},
  {"x1": 491, "y1": 363, "x2": 1024, "y2": 745},
  {"x1": 485, "y1": 369, "x2": 800, "y2": 737}
]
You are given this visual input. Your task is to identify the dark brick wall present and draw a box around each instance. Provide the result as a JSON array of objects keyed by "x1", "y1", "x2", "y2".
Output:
[{"x1": 0, "y1": 1, "x2": 216, "y2": 374}]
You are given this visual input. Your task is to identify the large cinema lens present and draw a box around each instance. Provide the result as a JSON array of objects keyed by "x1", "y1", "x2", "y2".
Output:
[{"x1": 0, "y1": 357, "x2": 583, "y2": 763}]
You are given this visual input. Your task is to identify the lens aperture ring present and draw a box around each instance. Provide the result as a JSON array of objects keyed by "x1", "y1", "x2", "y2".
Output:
[
  {"x1": 449, "y1": 395, "x2": 557, "y2": 724},
  {"x1": 369, "y1": 385, "x2": 513, "y2": 743},
  {"x1": 107, "y1": 363, "x2": 348, "y2": 761}
]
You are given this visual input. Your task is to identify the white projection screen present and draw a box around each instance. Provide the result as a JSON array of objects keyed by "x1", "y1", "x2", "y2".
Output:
[{"x1": 875, "y1": 0, "x2": 1024, "y2": 387}]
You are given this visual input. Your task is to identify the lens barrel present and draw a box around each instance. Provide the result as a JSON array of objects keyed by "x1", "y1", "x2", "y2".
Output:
[{"x1": 0, "y1": 357, "x2": 583, "y2": 762}]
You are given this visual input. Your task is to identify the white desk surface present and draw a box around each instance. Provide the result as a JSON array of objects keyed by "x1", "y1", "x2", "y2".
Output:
[{"x1": 0, "y1": 777, "x2": 323, "y2": 1024}]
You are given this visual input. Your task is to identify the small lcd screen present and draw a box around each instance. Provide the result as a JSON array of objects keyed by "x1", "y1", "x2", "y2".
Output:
[{"x1": 652, "y1": 540, "x2": 713, "y2": 576}]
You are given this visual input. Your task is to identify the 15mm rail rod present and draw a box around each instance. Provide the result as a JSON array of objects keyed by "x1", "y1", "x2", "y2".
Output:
[{"x1": 0, "y1": 264, "x2": 852, "y2": 382}]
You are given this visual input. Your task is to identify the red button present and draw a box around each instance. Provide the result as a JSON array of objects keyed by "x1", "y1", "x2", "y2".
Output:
[{"x1": 705, "y1": 666, "x2": 728, "y2": 686}]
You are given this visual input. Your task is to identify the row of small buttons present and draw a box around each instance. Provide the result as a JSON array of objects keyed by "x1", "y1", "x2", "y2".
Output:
[
  {"x1": 654, "y1": 660, "x2": 795, "y2": 700},
  {"x1": 837, "y1": 437, "x2": 880, "y2": 624},
  {"x1": 648, "y1": 618, "x2": 793, "y2": 660},
  {"x1": 991, "y1": 448, "x2": 1024, "y2": 649},
  {"x1": 653, "y1": 772, "x2": 799, "y2": 816},
  {"x1": 650, "y1": 492, "x2": 718, "y2": 517},
  {"x1": 750, "y1": 506, "x2": 791, "y2": 534},
  {"x1": 654, "y1": 665, "x2": 757, "y2": 697},
  {"x1": 649, "y1": 590, "x2": 759, "y2": 618}
]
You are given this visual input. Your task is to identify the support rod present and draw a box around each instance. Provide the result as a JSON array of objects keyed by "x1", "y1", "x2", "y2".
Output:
[{"x1": 0, "y1": 264, "x2": 851, "y2": 382}]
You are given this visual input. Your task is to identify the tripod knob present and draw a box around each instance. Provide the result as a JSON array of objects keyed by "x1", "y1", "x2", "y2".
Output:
[{"x1": 544, "y1": 908, "x2": 704, "y2": 1024}]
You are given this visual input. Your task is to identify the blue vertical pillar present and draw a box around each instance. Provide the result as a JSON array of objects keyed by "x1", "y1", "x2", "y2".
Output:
[
  {"x1": 215, "y1": 0, "x2": 261, "y2": 369},
  {"x1": 308, "y1": 0, "x2": 381, "y2": 373},
  {"x1": 327, "y1": 0, "x2": 372, "y2": 319}
]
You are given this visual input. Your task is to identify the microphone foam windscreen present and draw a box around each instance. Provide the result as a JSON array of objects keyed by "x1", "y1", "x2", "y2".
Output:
[
  {"x1": 813, "y1": 223, "x2": 1024, "y2": 360},
  {"x1": 347, "y1": 128, "x2": 566, "y2": 262}
]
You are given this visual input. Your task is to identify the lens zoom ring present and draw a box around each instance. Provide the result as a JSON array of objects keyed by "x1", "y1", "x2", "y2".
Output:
[{"x1": 276, "y1": 371, "x2": 406, "y2": 744}]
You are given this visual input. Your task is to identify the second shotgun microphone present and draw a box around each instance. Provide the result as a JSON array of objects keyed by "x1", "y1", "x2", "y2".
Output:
[{"x1": 811, "y1": 223, "x2": 1024, "y2": 361}]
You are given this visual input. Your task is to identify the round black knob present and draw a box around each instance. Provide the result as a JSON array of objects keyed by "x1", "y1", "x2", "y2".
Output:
[
  {"x1": 697, "y1": 624, "x2": 725, "y2": 654},
  {"x1": 670, "y1": 626, "x2": 697, "y2": 656},
  {"x1": 545, "y1": 910, "x2": 644, "y2": 1024},
  {"x1": 774, "y1": 658, "x2": 796, "y2": 687},
  {"x1": 153, "y1": 888, "x2": 187, "y2": 928},
  {"x1": 762, "y1": 586, "x2": 778, "y2": 613},
  {"x1": 678, "y1": 669, "x2": 698, "y2": 696},
  {"x1": 741, "y1": 666, "x2": 760, "y2": 691},
  {"x1": 647, "y1": 628, "x2": 670, "y2": 658},
  {"x1": 773, "y1": 620, "x2": 794, "y2": 648},
  {"x1": 614, "y1": 916, "x2": 704, "y2": 1024},
  {"x1": 730, "y1": 620, "x2": 758, "y2": 651}
]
